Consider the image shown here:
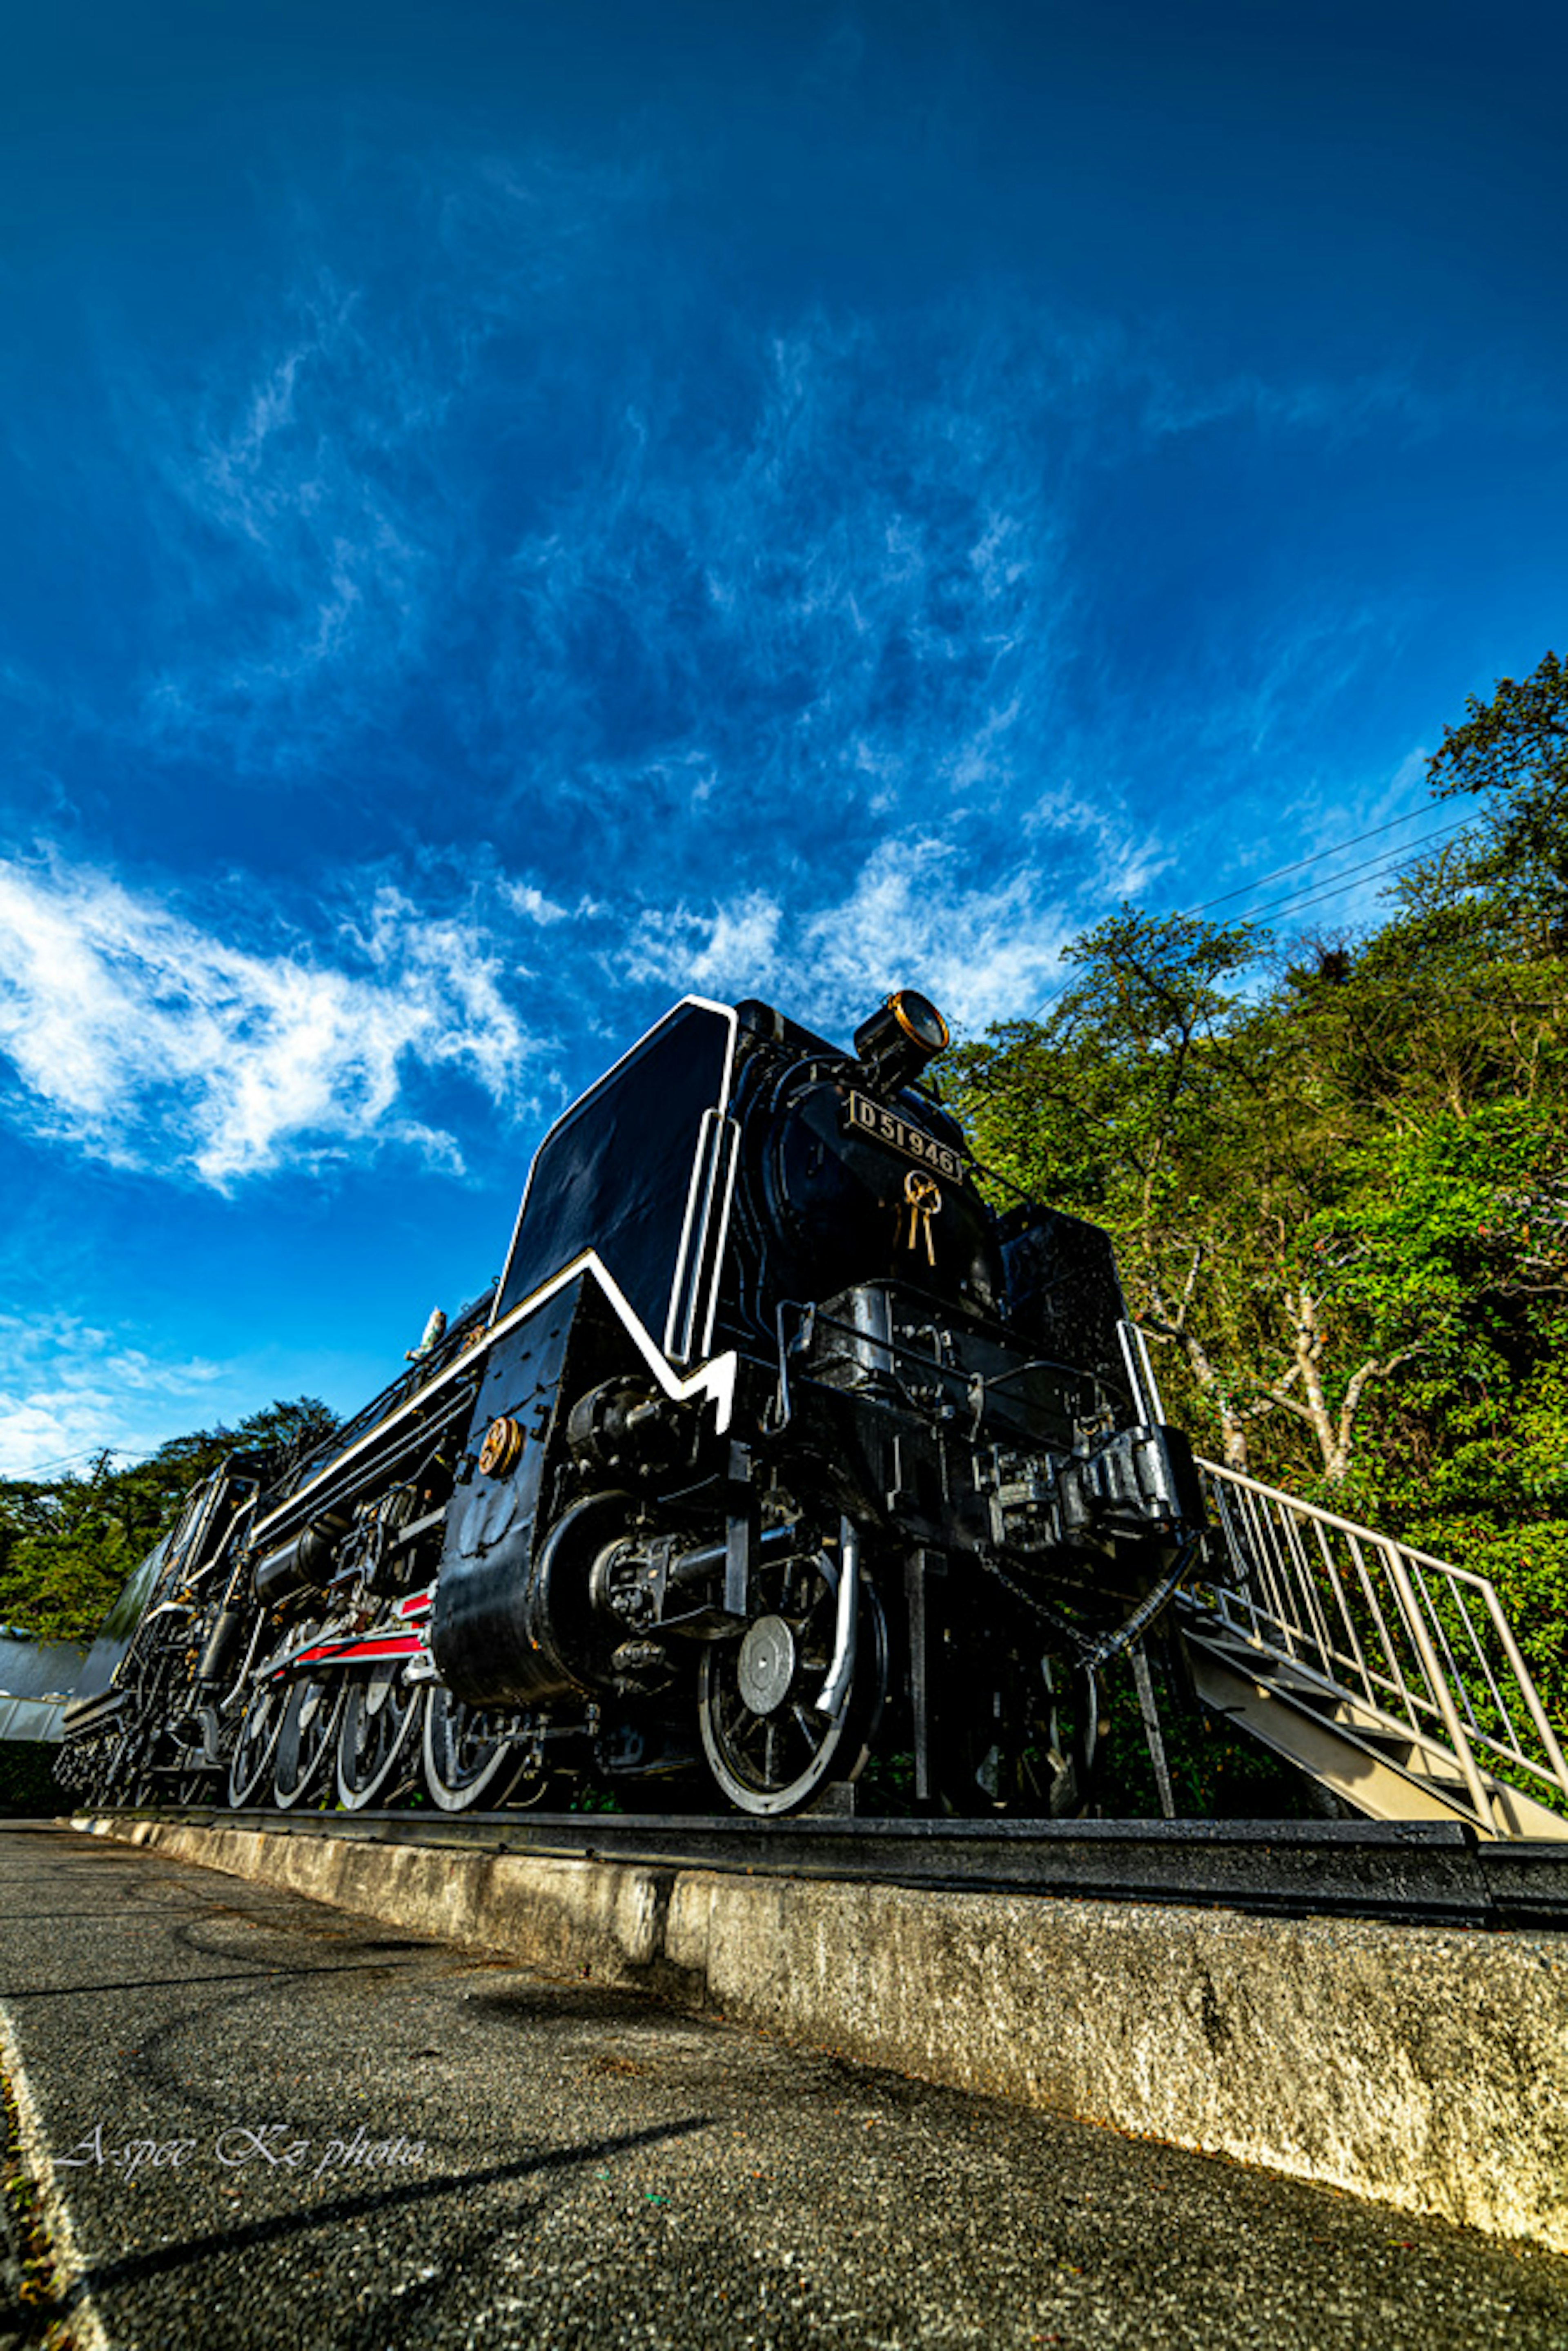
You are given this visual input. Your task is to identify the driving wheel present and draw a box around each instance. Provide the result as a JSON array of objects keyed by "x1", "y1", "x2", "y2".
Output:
[
  {"x1": 698, "y1": 1547, "x2": 887, "y2": 1816},
  {"x1": 273, "y1": 1673, "x2": 344, "y2": 1809},
  {"x1": 422, "y1": 1687, "x2": 529, "y2": 1813},
  {"x1": 336, "y1": 1667, "x2": 423, "y2": 1811},
  {"x1": 228, "y1": 1681, "x2": 286, "y2": 1807}
]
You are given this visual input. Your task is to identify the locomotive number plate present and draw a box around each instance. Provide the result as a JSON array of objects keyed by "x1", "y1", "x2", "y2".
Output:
[{"x1": 843, "y1": 1091, "x2": 964, "y2": 1183}]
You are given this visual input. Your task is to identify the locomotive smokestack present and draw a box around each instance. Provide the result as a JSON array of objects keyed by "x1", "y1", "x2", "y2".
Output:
[{"x1": 853, "y1": 989, "x2": 950, "y2": 1096}]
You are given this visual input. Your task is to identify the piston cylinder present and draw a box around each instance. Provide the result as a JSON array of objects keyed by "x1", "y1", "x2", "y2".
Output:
[{"x1": 252, "y1": 1523, "x2": 339, "y2": 1607}]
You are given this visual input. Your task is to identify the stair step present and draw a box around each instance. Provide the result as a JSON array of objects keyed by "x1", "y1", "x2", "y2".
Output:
[{"x1": 1194, "y1": 1636, "x2": 1325, "y2": 1682}]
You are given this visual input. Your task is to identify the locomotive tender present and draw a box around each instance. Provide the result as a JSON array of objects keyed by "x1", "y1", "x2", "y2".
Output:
[{"x1": 59, "y1": 990, "x2": 1206, "y2": 1819}]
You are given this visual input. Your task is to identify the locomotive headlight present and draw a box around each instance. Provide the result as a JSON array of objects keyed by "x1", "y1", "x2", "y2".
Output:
[{"x1": 852, "y1": 989, "x2": 950, "y2": 1096}]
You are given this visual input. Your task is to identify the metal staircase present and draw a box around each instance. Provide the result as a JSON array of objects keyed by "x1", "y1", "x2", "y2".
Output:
[{"x1": 1180, "y1": 1459, "x2": 1568, "y2": 1841}]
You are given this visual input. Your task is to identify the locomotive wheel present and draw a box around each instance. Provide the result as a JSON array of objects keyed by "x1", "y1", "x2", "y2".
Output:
[
  {"x1": 938, "y1": 1652, "x2": 1097, "y2": 1818},
  {"x1": 228, "y1": 1682, "x2": 287, "y2": 1807},
  {"x1": 101, "y1": 1665, "x2": 155, "y2": 1805},
  {"x1": 698, "y1": 1552, "x2": 888, "y2": 1817},
  {"x1": 100, "y1": 1722, "x2": 140, "y2": 1805},
  {"x1": 422, "y1": 1687, "x2": 527, "y2": 1813},
  {"x1": 122, "y1": 1730, "x2": 160, "y2": 1809},
  {"x1": 336, "y1": 1669, "x2": 423, "y2": 1811},
  {"x1": 273, "y1": 1674, "x2": 345, "y2": 1809},
  {"x1": 110, "y1": 1700, "x2": 162, "y2": 1807},
  {"x1": 172, "y1": 1757, "x2": 216, "y2": 1808}
]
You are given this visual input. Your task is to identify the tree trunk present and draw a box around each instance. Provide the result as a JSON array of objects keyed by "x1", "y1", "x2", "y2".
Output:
[
  {"x1": 1261, "y1": 1287, "x2": 1419, "y2": 1484},
  {"x1": 1141, "y1": 1257, "x2": 1252, "y2": 1472}
]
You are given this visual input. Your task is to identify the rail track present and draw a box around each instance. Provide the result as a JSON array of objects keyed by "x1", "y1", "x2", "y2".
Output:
[{"x1": 69, "y1": 1806, "x2": 1568, "y2": 1930}]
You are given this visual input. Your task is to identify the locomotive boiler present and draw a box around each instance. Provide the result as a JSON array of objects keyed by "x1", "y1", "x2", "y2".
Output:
[{"x1": 58, "y1": 990, "x2": 1206, "y2": 1819}]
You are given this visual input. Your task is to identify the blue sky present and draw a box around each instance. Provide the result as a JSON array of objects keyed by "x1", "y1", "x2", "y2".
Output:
[{"x1": 0, "y1": 0, "x2": 1564, "y2": 1474}]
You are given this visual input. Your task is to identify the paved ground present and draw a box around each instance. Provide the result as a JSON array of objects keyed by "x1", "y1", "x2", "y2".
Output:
[{"x1": 1, "y1": 1823, "x2": 1566, "y2": 2350}]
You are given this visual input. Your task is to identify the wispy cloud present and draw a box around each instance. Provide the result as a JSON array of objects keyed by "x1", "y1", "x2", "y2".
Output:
[
  {"x1": 626, "y1": 816, "x2": 1164, "y2": 1035},
  {"x1": 0, "y1": 1310, "x2": 224, "y2": 1479},
  {"x1": 11, "y1": 144, "x2": 1479, "y2": 1129},
  {"x1": 0, "y1": 856, "x2": 548, "y2": 1188},
  {"x1": 97, "y1": 152, "x2": 657, "y2": 780},
  {"x1": 488, "y1": 308, "x2": 1076, "y2": 848}
]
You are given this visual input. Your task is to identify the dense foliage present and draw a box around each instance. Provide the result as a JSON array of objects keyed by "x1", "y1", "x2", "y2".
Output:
[
  {"x1": 0, "y1": 1399, "x2": 339, "y2": 1647},
  {"x1": 946, "y1": 651, "x2": 1568, "y2": 1724}
]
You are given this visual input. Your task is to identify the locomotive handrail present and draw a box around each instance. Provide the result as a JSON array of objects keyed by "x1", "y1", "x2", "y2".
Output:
[{"x1": 1191, "y1": 1456, "x2": 1568, "y2": 1836}]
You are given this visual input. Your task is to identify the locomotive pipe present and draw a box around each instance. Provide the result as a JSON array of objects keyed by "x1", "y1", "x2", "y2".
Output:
[
  {"x1": 1116, "y1": 1318, "x2": 1167, "y2": 1424},
  {"x1": 665, "y1": 1522, "x2": 798, "y2": 1593},
  {"x1": 815, "y1": 1515, "x2": 860, "y2": 1719},
  {"x1": 196, "y1": 1607, "x2": 245, "y2": 1687},
  {"x1": 252, "y1": 1522, "x2": 340, "y2": 1608},
  {"x1": 1080, "y1": 1541, "x2": 1199, "y2": 1674},
  {"x1": 218, "y1": 1609, "x2": 270, "y2": 1716}
]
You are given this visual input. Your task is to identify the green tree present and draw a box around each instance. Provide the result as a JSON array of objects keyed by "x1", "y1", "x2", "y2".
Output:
[
  {"x1": 0, "y1": 1397, "x2": 338, "y2": 1645},
  {"x1": 1423, "y1": 646, "x2": 1568, "y2": 945},
  {"x1": 948, "y1": 654, "x2": 1567, "y2": 1523}
]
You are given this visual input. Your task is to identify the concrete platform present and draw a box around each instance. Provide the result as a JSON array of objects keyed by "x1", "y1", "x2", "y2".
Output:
[
  {"x1": 69, "y1": 1809, "x2": 1568, "y2": 2255},
  {"x1": 4, "y1": 1823, "x2": 1568, "y2": 2349}
]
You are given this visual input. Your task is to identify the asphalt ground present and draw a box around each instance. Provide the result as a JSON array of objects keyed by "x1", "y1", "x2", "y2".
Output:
[{"x1": 1, "y1": 1823, "x2": 1566, "y2": 2351}]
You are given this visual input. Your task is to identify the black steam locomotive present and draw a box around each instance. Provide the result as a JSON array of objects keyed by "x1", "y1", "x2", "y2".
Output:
[{"x1": 58, "y1": 990, "x2": 1205, "y2": 1820}]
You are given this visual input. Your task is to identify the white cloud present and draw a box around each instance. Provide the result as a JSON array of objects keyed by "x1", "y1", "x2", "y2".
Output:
[
  {"x1": 0, "y1": 1312, "x2": 225, "y2": 1479},
  {"x1": 627, "y1": 892, "x2": 783, "y2": 992},
  {"x1": 499, "y1": 880, "x2": 572, "y2": 925},
  {"x1": 625, "y1": 816, "x2": 1165, "y2": 1037},
  {"x1": 0, "y1": 856, "x2": 543, "y2": 1188}
]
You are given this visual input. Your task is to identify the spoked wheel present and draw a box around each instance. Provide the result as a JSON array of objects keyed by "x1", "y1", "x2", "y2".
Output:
[
  {"x1": 110, "y1": 1704, "x2": 163, "y2": 1808},
  {"x1": 503, "y1": 1763, "x2": 559, "y2": 1810},
  {"x1": 228, "y1": 1682, "x2": 287, "y2": 1807},
  {"x1": 273, "y1": 1675, "x2": 345, "y2": 1810},
  {"x1": 101, "y1": 1667, "x2": 153, "y2": 1805},
  {"x1": 100, "y1": 1724, "x2": 140, "y2": 1806},
  {"x1": 337, "y1": 1668, "x2": 424, "y2": 1811},
  {"x1": 698, "y1": 1549, "x2": 888, "y2": 1816},
  {"x1": 123, "y1": 1734, "x2": 161, "y2": 1809},
  {"x1": 422, "y1": 1688, "x2": 528, "y2": 1814}
]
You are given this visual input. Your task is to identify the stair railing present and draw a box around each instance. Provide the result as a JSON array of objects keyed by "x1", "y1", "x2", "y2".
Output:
[{"x1": 1190, "y1": 1457, "x2": 1568, "y2": 1830}]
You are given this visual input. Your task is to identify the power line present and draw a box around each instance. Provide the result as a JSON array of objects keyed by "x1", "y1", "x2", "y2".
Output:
[
  {"x1": 1018, "y1": 811, "x2": 1479, "y2": 1027},
  {"x1": 1187, "y1": 802, "x2": 1453, "y2": 914},
  {"x1": 2, "y1": 1440, "x2": 170, "y2": 1484},
  {"x1": 4, "y1": 1443, "x2": 131, "y2": 1481},
  {"x1": 1233, "y1": 816, "x2": 1474, "y2": 926}
]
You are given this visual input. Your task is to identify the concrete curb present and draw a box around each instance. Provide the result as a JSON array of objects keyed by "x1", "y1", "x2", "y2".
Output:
[{"x1": 73, "y1": 1814, "x2": 1568, "y2": 2252}]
